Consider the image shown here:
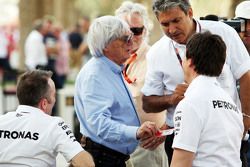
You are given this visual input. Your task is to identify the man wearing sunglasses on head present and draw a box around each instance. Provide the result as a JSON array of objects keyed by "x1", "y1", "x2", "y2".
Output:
[
  {"x1": 74, "y1": 16, "x2": 159, "y2": 167},
  {"x1": 115, "y1": 1, "x2": 168, "y2": 167}
]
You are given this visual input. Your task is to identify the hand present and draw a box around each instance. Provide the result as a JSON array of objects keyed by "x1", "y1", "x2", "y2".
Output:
[
  {"x1": 140, "y1": 135, "x2": 166, "y2": 150},
  {"x1": 136, "y1": 121, "x2": 158, "y2": 140},
  {"x1": 175, "y1": 83, "x2": 188, "y2": 95},
  {"x1": 170, "y1": 83, "x2": 188, "y2": 105}
]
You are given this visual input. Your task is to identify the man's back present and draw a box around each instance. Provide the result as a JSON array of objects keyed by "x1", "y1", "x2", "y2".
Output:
[
  {"x1": 173, "y1": 76, "x2": 243, "y2": 166},
  {"x1": 0, "y1": 105, "x2": 83, "y2": 167}
]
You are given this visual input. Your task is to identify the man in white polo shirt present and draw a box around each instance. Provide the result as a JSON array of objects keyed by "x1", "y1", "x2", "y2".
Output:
[
  {"x1": 0, "y1": 70, "x2": 94, "y2": 167},
  {"x1": 141, "y1": 0, "x2": 250, "y2": 165},
  {"x1": 171, "y1": 31, "x2": 243, "y2": 167}
]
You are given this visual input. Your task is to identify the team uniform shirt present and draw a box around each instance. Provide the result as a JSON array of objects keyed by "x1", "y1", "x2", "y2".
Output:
[
  {"x1": 173, "y1": 76, "x2": 243, "y2": 167},
  {"x1": 0, "y1": 105, "x2": 83, "y2": 167},
  {"x1": 141, "y1": 20, "x2": 250, "y2": 127},
  {"x1": 74, "y1": 55, "x2": 140, "y2": 155},
  {"x1": 25, "y1": 30, "x2": 48, "y2": 70}
]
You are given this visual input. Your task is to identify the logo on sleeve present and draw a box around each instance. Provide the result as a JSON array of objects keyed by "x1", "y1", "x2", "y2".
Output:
[
  {"x1": 174, "y1": 110, "x2": 182, "y2": 136},
  {"x1": 58, "y1": 121, "x2": 76, "y2": 142}
]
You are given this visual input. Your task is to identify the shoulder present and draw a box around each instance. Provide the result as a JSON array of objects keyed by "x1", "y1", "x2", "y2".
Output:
[
  {"x1": 0, "y1": 112, "x2": 15, "y2": 121},
  {"x1": 76, "y1": 58, "x2": 103, "y2": 81},
  {"x1": 47, "y1": 116, "x2": 73, "y2": 133},
  {"x1": 149, "y1": 36, "x2": 171, "y2": 52},
  {"x1": 200, "y1": 20, "x2": 238, "y2": 37},
  {"x1": 147, "y1": 36, "x2": 171, "y2": 59}
]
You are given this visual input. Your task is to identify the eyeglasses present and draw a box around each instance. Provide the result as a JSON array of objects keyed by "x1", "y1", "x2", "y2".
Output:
[
  {"x1": 119, "y1": 34, "x2": 133, "y2": 44},
  {"x1": 130, "y1": 26, "x2": 144, "y2": 36}
]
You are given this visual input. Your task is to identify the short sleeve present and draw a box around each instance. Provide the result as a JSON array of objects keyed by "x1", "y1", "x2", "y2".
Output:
[
  {"x1": 141, "y1": 47, "x2": 165, "y2": 96},
  {"x1": 172, "y1": 100, "x2": 202, "y2": 153},
  {"x1": 53, "y1": 118, "x2": 83, "y2": 162}
]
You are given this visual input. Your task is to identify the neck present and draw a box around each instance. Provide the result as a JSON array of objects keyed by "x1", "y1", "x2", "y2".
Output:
[{"x1": 186, "y1": 71, "x2": 199, "y2": 84}]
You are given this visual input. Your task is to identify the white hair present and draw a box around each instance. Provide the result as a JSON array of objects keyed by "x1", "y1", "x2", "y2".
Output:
[
  {"x1": 87, "y1": 15, "x2": 130, "y2": 57},
  {"x1": 115, "y1": 1, "x2": 153, "y2": 37}
]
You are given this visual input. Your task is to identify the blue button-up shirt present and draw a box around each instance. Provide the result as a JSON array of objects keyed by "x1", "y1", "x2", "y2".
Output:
[{"x1": 74, "y1": 56, "x2": 140, "y2": 155}]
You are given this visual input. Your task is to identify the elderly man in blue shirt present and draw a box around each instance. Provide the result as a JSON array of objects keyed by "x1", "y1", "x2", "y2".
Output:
[{"x1": 74, "y1": 15, "x2": 158, "y2": 167}]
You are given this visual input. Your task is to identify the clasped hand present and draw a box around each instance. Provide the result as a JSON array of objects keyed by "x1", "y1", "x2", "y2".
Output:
[{"x1": 136, "y1": 121, "x2": 165, "y2": 150}]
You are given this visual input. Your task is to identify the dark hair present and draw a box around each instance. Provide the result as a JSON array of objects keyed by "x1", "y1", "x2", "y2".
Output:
[
  {"x1": 203, "y1": 14, "x2": 219, "y2": 21},
  {"x1": 186, "y1": 31, "x2": 226, "y2": 76},
  {"x1": 16, "y1": 70, "x2": 53, "y2": 107},
  {"x1": 152, "y1": 0, "x2": 191, "y2": 17}
]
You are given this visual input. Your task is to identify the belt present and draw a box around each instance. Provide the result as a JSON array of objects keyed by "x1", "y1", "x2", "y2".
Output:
[{"x1": 84, "y1": 137, "x2": 130, "y2": 162}]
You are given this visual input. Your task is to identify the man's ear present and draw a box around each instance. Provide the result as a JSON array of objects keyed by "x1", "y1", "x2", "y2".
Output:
[
  {"x1": 103, "y1": 47, "x2": 108, "y2": 53},
  {"x1": 187, "y1": 7, "x2": 193, "y2": 18},
  {"x1": 38, "y1": 98, "x2": 47, "y2": 112},
  {"x1": 187, "y1": 58, "x2": 193, "y2": 67}
]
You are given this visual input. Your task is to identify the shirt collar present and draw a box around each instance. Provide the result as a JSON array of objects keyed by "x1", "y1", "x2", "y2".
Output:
[
  {"x1": 185, "y1": 75, "x2": 218, "y2": 96},
  {"x1": 16, "y1": 105, "x2": 46, "y2": 116},
  {"x1": 194, "y1": 19, "x2": 201, "y2": 33},
  {"x1": 99, "y1": 56, "x2": 123, "y2": 74}
]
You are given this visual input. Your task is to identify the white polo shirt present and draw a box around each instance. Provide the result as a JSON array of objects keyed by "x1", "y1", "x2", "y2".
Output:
[
  {"x1": 141, "y1": 20, "x2": 250, "y2": 127},
  {"x1": 0, "y1": 29, "x2": 9, "y2": 58},
  {"x1": 25, "y1": 30, "x2": 48, "y2": 70},
  {"x1": 173, "y1": 76, "x2": 243, "y2": 166},
  {"x1": 0, "y1": 105, "x2": 83, "y2": 167}
]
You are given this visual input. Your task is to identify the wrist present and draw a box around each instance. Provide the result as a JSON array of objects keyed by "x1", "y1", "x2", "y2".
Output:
[{"x1": 243, "y1": 113, "x2": 250, "y2": 119}]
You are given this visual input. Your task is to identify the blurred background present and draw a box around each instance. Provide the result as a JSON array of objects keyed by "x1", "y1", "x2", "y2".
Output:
[{"x1": 0, "y1": 0, "x2": 243, "y2": 70}]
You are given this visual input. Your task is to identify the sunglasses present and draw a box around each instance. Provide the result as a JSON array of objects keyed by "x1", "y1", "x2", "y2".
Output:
[
  {"x1": 130, "y1": 26, "x2": 144, "y2": 36},
  {"x1": 119, "y1": 34, "x2": 133, "y2": 44}
]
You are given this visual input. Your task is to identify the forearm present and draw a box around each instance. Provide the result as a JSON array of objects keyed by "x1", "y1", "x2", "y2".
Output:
[
  {"x1": 70, "y1": 151, "x2": 95, "y2": 167},
  {"x1": 240, "y1": 71, "x2": 250, "y2": 132},
  {"x1": 86, "y1": 111, "x2": 138, "y2": 143},
  {"x1": 142, "y1": 94, "x2": 173, "y2": 113},
  {"x1": 171, "y1": 148, "x2": 194, "y2": 167}
]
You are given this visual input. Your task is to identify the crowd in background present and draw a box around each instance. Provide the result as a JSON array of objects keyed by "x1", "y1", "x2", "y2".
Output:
[{"x1": 0, "y1": 15, "x2": 91, "y2": 90}]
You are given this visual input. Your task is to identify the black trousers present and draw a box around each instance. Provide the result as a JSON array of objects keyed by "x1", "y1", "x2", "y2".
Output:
[
  {"x1": 164, "y1": 133, "x2": 174, "y2": 165},
  {"x1": 83, "y1": 138, "x2": 130, "y2": 167},
  {"x1": 241, "y1": 140, "x2": 249, "y2": 167}
]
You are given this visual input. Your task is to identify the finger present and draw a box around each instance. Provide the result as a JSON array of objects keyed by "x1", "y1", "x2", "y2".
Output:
[
  {"x1": 175, "y1": 84, "x2": 188, "y2": 93},
  {"x1": 140, "y1": 136, "x2": 155, "y2": 147},
  {"x1": 144, "y1": 123, "x2": 157, "y2": 136},
  {"x1": 142, "y1": 138, "x2": 159, "y2": 149}
]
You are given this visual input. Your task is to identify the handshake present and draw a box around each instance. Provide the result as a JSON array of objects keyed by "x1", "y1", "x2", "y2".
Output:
[{"x1": 136, "y1": 121, "x2": 174, "y2": 150}]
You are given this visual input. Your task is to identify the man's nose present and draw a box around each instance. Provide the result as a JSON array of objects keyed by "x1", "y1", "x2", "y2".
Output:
[{"x1": 168, "y1": 23, "x2": 176, "y2": 34}]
